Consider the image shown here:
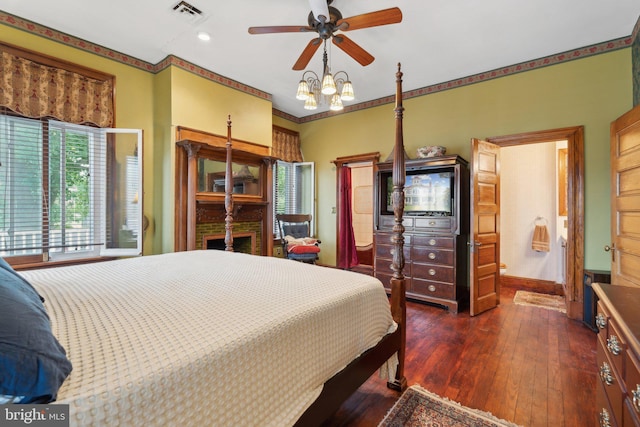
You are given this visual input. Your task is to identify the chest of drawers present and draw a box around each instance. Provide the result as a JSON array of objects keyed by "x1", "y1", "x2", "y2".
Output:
[
  {"x1": 375, "y1": 229, "x2": 467, "y2": 313},
  {"x1": 593, "y1": 283, "x2": 640, "y2": 427}
]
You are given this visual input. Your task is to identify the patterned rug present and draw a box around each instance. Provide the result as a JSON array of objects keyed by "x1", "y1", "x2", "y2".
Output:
[
  {"x1": 513, "y1": 290, "x2": 566, "y2": 313},
  {"x1": 379, "y1": 385, "x2": 521, "y2": 427}
]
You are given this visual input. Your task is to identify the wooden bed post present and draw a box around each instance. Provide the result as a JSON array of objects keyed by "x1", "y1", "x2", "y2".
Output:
[
  {"x1": 224, "y1": 115, "x2": 234, "y2": 252},
  {"x1": 388, "y1": 63, "x2": 407, "y2": 392}
]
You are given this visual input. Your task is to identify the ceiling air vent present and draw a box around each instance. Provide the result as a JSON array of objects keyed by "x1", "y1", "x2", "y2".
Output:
[{"x1": 171, "y1": 1, "x2": 205, "y2": 23}]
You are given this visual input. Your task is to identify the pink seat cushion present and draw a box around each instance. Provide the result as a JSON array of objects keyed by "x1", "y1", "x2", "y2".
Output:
[{"x1": 288, "y1": 244, "x2": 321, "y2": 254}]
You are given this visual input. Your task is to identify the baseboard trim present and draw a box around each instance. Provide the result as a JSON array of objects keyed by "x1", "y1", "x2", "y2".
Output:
[{"x1": 501, "y1": 275, "x2": 564, "y2": 295}]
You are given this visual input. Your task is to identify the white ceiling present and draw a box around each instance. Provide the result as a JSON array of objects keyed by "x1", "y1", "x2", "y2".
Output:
[{"x1": 1, "y1": 0, "x2": 639, "y2": 119}]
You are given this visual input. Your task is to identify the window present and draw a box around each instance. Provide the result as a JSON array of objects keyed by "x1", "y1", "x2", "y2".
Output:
[
  {"x1": 273, "y1": 161, "x2": 315, "y2": 237},
  {"x1": 0, "y1": 113, "x2": 142, "y2": 264}
]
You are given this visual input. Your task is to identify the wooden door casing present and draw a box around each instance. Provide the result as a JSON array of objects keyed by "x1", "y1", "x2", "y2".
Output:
[
  {"x1": 486, "y1": 126, "x2": 584, "y2": 320},
  {"x1": 332, "y1": 152, "x2": 381, "y2": 270},
  {"x1": 611, "y1": 104, "x2": 640, "y2": 288},
  {"x1": 470, "y1": 139, "x2": 501, "y2": 316}
]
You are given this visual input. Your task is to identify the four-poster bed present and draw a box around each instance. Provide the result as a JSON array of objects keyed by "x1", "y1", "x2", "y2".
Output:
[{"x1": 5, "y1": 66, "x2": 408, "y2": 426}]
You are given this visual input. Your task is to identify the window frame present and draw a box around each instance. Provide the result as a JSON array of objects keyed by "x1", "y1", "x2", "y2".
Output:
[
  {"x1": 0, "y1": 113, "x2": 143, "y2": 266},
  {"x1": 273, "y1": 160, "x2": 316, "y2": 238}
]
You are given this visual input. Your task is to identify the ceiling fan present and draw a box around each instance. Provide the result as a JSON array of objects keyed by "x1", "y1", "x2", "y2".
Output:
[{"x1": 248, "y1": 0, "x2": 402, "y2": 70}]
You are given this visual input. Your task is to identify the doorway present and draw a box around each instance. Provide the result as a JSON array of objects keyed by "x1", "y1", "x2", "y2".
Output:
[
  {"x1": 499, "y1": 140, "x2": 568, "y2": 295},
  {"x1": 479, "y1": 127, "x2": 584, "y2": 320},
  {"x1": 333, "y1": 152, "x2": 381, "y2": 274}
]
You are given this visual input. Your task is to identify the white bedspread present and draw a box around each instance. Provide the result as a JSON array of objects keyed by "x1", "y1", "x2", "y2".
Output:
[{"x1": 21, "y1": 250, "x2": 396, "y2": 426}]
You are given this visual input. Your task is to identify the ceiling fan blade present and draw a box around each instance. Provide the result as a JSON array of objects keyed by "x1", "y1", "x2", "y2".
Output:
[
  {"x1": 248, "y1": 25, "x2": 313, "y2": 35},
  {"x1": 332, "y1": 35, "x2": 374, "y2": 67},
  {"x1": 337, "y1": 7, "x2": 402, "y2": 31},
  {"x1": 292, "y1": 38, "x2": 322, "y2": 70},
  {"x1": 308, "y1": 0, "x2": 330, "y2": 23}
]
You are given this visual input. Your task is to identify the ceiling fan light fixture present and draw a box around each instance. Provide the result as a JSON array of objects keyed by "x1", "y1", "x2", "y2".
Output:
[
  {"x1": 321, "y1": 73, "x2": 336, "y2": 95},
  {"x1": 296, "y1": 80, "x2": 310, "y2": 100},
  {"x1": 329, "y1": 93, "x2": 343, "y2": 111},
  {"x1": 340, "y1": 81, "x2": 354, "y2": 101},
  {"x1": 304, "y1": 93, "x2": 318, "y2": 110}
]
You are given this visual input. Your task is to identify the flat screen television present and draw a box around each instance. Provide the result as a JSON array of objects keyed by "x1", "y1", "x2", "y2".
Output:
[{"x1": 383, "y1": 170, "x2": 454, "y2": 216}]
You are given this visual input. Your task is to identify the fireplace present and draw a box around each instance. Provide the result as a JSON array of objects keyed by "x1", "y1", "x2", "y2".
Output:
[
  {"x1": 175, "y1": 126, "x2": 273, "y2": 255},
  {"x1": 203, "y1": 232, "x2": 256, "y2": 255}
]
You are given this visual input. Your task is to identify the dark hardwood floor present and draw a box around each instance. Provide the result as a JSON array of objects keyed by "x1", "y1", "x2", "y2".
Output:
[{"x1": 322, "y1": 286, "x2": 597, "y2": 426}]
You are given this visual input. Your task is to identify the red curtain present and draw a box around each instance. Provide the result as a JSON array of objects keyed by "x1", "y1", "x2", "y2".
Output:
[{"x1": 337, "y1": 166, "x2": 359, "y2": 269}]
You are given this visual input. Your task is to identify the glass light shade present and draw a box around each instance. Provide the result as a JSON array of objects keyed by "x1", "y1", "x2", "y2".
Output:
[
  {"x1": 304, "y1": 93, "x2": 318, "y2": 110},
  {"x1": 329, "y1": 93, "x2": 343, "y2": 111},
  {"x1": 340, "y1": 81, "x2": 354, "y2": 101},
  {"x1": 321, "y1": 73, "x2": 337, "y2": 95},
  {"x1": 296, "y1": 80, "x2": 310, "y2": 100}
]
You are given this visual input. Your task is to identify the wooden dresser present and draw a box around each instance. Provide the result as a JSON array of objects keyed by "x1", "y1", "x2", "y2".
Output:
[
  {"x1": 593, "y1": 283, "x2": 640, "y2": 427},
  {"x1": 374, "y1": 156, "x2": 469, "y2": 313}
]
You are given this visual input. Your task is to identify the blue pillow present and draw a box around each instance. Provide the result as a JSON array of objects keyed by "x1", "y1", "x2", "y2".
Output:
[{"x1": 0, "y1": 258, "x2": 72, "y2": 403}]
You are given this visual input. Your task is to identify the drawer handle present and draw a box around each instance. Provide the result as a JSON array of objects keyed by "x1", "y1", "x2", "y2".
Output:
[
  {"x1": 428, "y1": 285, "x2": 436, "y2": 292},
  {"x1": 428, "y1": 220, "x2": 436, "y2": 226},
  {"x1": 428, "y1": 268, "x2": 436, "y2": 276},
  {"x1": 429, "y1": 239, "x2": 436, "y2": 246},
  {"x1": 599, "y1": 408, "x2": 611, "y2": 427},
  {"x1": 595, "y1": 313, "x2": 607, "y2": 329},
  {"x1": 599, "y1": 362, "x2": 614, "y2": 386},
  {"x1": 633, "y1": 384, "x2": 640, "y2": 413},
  {"x1": 606, "y1": 335, "x2": 621, "y2": 356},
  {"x1": 428, "y1": 252, "x2": 436, "y2": 260}
]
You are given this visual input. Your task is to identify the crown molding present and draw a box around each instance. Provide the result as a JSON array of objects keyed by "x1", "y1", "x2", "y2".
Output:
[{"x1": 282, "y1": 35, "x2": 632, "y2": 124}]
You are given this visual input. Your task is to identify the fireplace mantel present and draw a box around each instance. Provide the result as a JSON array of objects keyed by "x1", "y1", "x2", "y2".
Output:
[{"x1": 174, "y1": 126, "x2": 275, "y2": 255}]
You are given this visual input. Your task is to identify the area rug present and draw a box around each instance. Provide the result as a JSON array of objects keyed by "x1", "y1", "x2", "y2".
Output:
[
  {"x1": 379, "y1": 385, "x2": 521, "y2": 427},
  {"x1": 513, "y1": 290, "x2": 566, "y2": 313}
]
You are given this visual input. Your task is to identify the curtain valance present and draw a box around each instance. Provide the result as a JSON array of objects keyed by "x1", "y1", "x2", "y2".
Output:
[
  {"x1": 272, "y1": 126, "x2": 303, "y2": 163},
  {"x1": 0, "y1": 51, "x2": 114, "y2": 127}
]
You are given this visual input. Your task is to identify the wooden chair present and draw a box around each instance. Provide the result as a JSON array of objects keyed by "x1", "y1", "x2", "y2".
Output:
[{"x1": 276, "y1": 214, "x2": 320, "y2": 264}]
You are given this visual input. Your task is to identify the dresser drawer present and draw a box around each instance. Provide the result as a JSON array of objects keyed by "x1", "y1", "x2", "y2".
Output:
[
  {"x1": 376, "y1": 243, "x2": 411, "y2": 260},
  {"x1": 607, "y1": 317, "x2": 627, "y2": 381},
  {"x1": 598, "y1": 378, "x2": 619, "y2": 427},
  {"x1": 412, "y1": 262, "x2": 453, "y2": 284},
  {"x1": 596, "y1": 301, "x2": 610, "y2": 334},
  {"x1": 598, "y1": 338, "x2": 624, "y2": 423},
  {"x1": 375, "y1": 272, "x2": 392, "y2": 291},
  {"x1": 412, "y1": 246, "x2": 453, "y2": 265},
  {"x1": 414, "y1": 217, "x2": 452, "y2": 231},
  {"x1": 412, "y1": 235, "x2": 454, "y2": 249},
  {"x1": 379, "y1": 215, "x2": 414, "y2": 229},
  {"x1": 376, "y1": 259, "x2": 411, "y2": 277},
  {"x1": 626, "y1": 350, "x2": 640, "y2": 422},
  {"x1": 411, "y1": 278, "x2": 455, "y2": 300},
  {"x1": 624, "y1": 398, "x2": 640, "y2": 427}
]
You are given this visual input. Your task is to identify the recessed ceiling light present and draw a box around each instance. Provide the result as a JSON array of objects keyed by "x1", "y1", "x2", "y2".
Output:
[{"x1": 197, "y1": 31, "x2": 211, "y2": 41}]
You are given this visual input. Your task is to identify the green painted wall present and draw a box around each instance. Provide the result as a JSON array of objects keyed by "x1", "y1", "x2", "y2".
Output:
[
  {"x1": 301, "y1": 49, "x2": 632, "y2": 271},
  {"x1": 170, "y1": 67, "x2": 272, "y2": 146},
  {"x1": 152, "y1": 67, "x2": 173, "y2": 254}
]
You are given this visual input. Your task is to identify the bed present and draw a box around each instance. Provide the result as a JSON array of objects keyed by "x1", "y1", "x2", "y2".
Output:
[{"x1": 1, "y1": 65, "x2": 409, "y2": 426}]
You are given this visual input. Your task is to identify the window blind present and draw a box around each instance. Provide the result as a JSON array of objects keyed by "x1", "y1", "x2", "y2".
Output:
[{"x1": 0, "y1": 113, "x2": 142, "y2": 262}]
